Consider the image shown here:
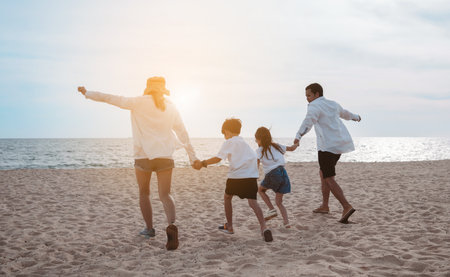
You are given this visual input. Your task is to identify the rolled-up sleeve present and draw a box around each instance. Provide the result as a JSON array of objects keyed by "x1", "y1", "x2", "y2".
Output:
[
  {"x1": 296, "y1": 105, "x2": 319, "y2": 140},
  {"x1": 172, "y1": 109, "x2": 198, "y2": 164},
  {"x1": 85, "y1": 91, "x2": 140, "y2": 110},
  {"x1": 339, "y1": 104, "x2": 359, "y2": 121}
]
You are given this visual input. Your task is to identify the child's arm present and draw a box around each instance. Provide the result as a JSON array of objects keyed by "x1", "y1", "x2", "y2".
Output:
[
  {"x1": 286, "y1": 144, "x2": 299, "y2": 151},
  {"x1": 200, "y1": 157, "x2": 222, "y2": 168}
]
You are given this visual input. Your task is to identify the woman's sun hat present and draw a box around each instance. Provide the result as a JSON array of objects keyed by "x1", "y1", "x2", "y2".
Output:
[{"x1": 144, "y1": 76, "x2": 170, "y2": 96}]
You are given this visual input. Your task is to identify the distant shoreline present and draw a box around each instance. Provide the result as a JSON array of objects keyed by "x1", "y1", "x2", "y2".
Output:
[
  {"x1": 1, "y1": 136, "x2": 450, "y2": 139},
  {"x1": 2, "y1": 159, "x2": 450, "y2": 171}
]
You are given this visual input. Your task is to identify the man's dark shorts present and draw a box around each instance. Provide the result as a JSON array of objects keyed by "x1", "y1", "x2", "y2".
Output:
[
  {"x1": 134, "y1": 158, "x2": 175, "y2": 172},
  {"x1": 318, "y1": 151, "x2": 341, "y2": 178}
]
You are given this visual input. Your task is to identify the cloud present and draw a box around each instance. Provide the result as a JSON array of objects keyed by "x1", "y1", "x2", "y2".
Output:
[{"x1": 1, "y1": 0, "x2": 450, "y2": 137}]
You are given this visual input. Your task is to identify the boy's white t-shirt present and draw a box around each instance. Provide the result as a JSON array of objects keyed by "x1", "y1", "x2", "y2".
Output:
[
  {"x1": 216, "y1": 136, "x2": 259, "y2": 179},
  {"x1": 256, "y1": 144, "x2": 287, "y2": 175}
]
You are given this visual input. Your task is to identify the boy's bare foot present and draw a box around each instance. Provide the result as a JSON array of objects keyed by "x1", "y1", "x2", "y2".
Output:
[{"x1": 312, "y1": 207, "x2": 330, "y2": 214}]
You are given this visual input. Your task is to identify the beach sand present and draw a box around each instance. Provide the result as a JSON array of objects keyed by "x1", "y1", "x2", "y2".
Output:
[{"x1": 1, "y1": 161, "x2": 449, "y2": 276}]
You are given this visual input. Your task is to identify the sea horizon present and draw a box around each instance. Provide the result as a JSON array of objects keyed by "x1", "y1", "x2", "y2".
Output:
[
  {"x1": 1, "y1": 136, "x2": 449, "y2": 139},
  {"x1": 1, "y1": 137, "x2": 450, "y2": 170}
]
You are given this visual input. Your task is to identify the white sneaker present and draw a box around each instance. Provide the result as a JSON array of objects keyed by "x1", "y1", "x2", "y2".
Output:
[
  {"x1": 139, "y1": 227, "x2": 155, "y2": 238},
  {"x1": 264, "y1": 209, "x2": 277, "y2": 221}
]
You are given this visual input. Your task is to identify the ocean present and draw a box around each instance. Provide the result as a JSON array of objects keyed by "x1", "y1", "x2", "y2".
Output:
[{"x1": 0, "y1": 137, "x2": 449, "y2": 170}]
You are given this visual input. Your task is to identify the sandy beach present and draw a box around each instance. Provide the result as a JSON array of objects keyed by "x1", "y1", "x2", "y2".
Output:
[{"x1": 1, "y1": 160, "x2": 449, "y2": 276}]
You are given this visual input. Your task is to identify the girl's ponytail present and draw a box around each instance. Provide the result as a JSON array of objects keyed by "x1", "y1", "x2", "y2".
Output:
[{"x1": 255, "y1": 127, "x2": 284, "y2": 160}]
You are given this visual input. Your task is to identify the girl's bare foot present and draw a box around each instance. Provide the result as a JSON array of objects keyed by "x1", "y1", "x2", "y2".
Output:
[{"x1": 313, "y1": 206, "x2": 330, "y2": 214}]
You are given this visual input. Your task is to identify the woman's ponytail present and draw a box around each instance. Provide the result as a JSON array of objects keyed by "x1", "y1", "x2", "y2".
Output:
[{"x1": 144, "y1": 77, "x2": 170, "y2": 111}]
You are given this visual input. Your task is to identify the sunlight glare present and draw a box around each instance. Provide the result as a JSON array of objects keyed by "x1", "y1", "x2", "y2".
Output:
[{"x1": 170, "y1": 87, "x2": 202, "y2": 116}]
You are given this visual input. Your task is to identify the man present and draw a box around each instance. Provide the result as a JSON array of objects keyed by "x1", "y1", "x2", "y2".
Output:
[{"x1": 294, "y1": 83, "x2": 361, "y2": 223}]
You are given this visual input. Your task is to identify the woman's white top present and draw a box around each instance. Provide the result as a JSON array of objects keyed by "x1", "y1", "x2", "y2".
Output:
[
  {"x1": 85, "y1": 91, "x2": 198, "y2": 163},
  {"x1": 216, "y1": 136, "x2": 259, "y2": 179},
  {"x1": 256, "y1": 144, "x2": 286, "y2": 175},
  {"x1": 295, "y1": 97, "x2": 360, "y2": 154}
]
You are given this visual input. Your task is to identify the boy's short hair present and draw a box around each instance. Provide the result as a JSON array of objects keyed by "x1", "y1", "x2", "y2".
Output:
[
  {"x1": 305, "y1": 83, "x2": 323, "y2": 97},
  {"x1": 221, "y1": 118, "x2": 242, "y2": 134}
]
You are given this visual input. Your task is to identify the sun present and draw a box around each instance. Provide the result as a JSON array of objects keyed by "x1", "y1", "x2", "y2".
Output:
[{"x1": 169, "y1": 87, "x2": 201, "y2": 116}]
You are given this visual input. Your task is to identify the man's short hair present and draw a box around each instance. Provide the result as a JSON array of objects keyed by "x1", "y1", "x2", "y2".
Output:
[
  {"x1": 221, "y1": 118, "x2": 242, "y2": 134},
  {"x1": 305, "y1": 83, "x2": 323, "y2": 97}
]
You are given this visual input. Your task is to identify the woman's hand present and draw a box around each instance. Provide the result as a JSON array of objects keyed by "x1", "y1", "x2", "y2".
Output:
[
  {"x1": 78, "y1": 86, "x2": 87, "y2": 95},
  {"x1": 192, "y1": 160, "x2": 202, "y2": 170}
]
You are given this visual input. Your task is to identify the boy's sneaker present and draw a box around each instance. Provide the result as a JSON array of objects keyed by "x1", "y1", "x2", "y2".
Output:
[
  {"x1": 139, "y1": 227, "x2": 155, "y2": 238},
  {"x1": 264, "y1": 209, "x2": 277, "y2": 221}
]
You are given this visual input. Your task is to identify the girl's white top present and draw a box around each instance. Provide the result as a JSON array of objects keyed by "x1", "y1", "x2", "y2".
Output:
[
  {"x1": 295, "y1": 97, "x2": 360, "y2": 154},
  {"x1": 85, "y1": 91, "x2": 198, "y2": 163},
  {"x1": 256, "y1": 144, "x2": 286, "y2": 175},
  {"x1": 216, "y1": 136, "x2": 259, "y2": 179}
]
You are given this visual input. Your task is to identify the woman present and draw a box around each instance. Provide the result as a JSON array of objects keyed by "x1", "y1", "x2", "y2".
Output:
[{"x1": 77, "y1": 77, "x2": 199, "y2": 250}]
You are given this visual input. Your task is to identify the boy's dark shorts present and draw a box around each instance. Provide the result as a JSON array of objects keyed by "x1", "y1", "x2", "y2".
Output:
[
  {"x1": 134, "y1": 158, "x2": 175, "y2": 172},
  {"x1": 225, "y1": 178, "x2": 258, "y2": 199},
  {"x1": 261, "y1": 166, "x2": 291, "y2": 194},
  {"x1": 318, "y1": 151, "x2": 341, "y2": 178}
]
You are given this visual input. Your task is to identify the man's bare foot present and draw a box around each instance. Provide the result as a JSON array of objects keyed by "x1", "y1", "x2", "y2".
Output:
[{"x1": 339, "y1": 206, "x2": 356, "y2": 223}]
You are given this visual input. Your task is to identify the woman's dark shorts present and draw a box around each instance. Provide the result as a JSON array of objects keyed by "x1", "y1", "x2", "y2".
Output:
[
  {"x1": 134, "y1": 158, "x2": 175, "y2": 172},
  {"x1": 318, "y1": 151, "x2": 341, "y2": 178},
  {"x1": 261, "y1": 166, "x2": 291, "y2": 194},
  {"x1": 225, "y1": 178, "x2": 258, "y2": 199}
]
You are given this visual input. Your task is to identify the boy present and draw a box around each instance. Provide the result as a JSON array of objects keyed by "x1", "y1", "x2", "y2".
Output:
[
  {"x1": 293, "y1": 83, "x2": 361, "y2": 224},
  {"x1": 195, "y1": 118, "x2": 273, "y2": 242}
]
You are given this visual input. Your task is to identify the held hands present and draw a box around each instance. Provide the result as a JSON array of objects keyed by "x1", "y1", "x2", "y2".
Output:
[
  {"x1": 192, "y1": 160, "x2": 209, "y2": 170},
  {"x1": 287, "y1": 140, "x2": 299, "y2": 151},
  {"x1": 77, "y1": 86, "x2": 87, "y2": 95},
  {"x1": 192, "y1": 160, "x2": 203, "y2": 170},
  {"x1": 290, "y1": 143, "x2": 299, "y2": 150}
]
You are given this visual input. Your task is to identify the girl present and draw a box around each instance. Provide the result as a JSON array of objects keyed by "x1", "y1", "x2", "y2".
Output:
[
  {"x1": 255, "y1": 127, "x2": 297, "y2": 228},
  {"x1": 77, "y1": 77, "x2": 199, "y2": 250}
]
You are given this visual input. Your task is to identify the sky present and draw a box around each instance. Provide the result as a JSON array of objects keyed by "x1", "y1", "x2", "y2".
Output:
[{"x1": 1, "y1": 0, "x2": 450, "y2": 138}]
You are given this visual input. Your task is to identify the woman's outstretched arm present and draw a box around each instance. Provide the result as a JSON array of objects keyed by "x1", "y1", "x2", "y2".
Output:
[{"x1": 77, "y1": 86, "x2": 140, "y2": 110}]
